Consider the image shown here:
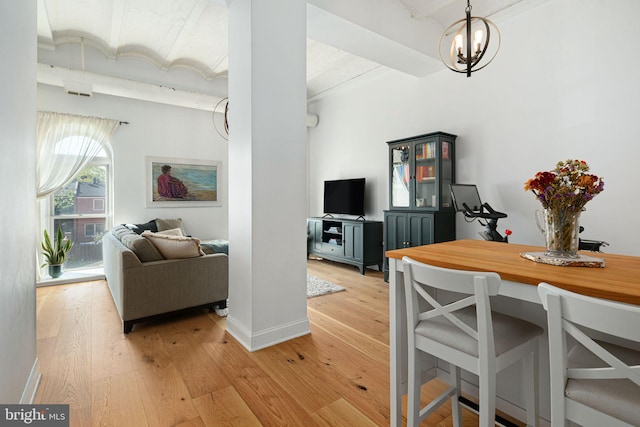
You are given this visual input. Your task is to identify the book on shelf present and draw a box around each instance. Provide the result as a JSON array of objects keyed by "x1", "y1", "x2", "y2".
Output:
[
  {"x1": 426, "y1": 142, "x2": 436, "y2": 159},
  {"x1": 416, "y1": 165, "x2": 436, "y2": 181},
  {"x1": 416, "y1": 142, "x2": 438, "y2": 160},
  {"x1": 442, "y1": 142, "x2": 449, "y2": 159}
]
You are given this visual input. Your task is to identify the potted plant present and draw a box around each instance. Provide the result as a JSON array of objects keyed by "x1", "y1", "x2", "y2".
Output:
[{"x1": 41, "y1": 228, "x2": 74, "y2": 278}]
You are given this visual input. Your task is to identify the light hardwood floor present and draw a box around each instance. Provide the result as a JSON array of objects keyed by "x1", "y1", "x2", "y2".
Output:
[{"x1": 35, "y1": 259, "x2": 521, "y2": 426}]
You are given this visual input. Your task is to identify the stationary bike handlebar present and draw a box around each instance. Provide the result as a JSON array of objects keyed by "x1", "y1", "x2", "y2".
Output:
[
  {"x1": 461, "y1": 202, "x2": 507, "y2": 220},
  {"x1": 461, "y1": 202, "x2": 508, "y2": 242}
]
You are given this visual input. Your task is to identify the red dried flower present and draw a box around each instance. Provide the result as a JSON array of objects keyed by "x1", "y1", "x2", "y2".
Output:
[{"x1": 524, "y1": 159, "x2": 604, "y2": 212}]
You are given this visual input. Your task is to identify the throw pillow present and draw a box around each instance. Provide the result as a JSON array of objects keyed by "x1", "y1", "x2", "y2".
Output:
[
  {"x1": 155, "y1": 218, "x2": 185, "y2": 235},
  {"x1": 200, "y1": 239, "x2": 229, "y2": 255},
  {"x1": 112, "y1": 224, "x2": 134, "y2": 242},
  {"x1": 156, "y1": 228, "x2": 184, "y2": 237},
  {"x1": 141, "y1": 231, "x2": 204, "y2": 259},
  {"x1": 125, "y1": 220, "x2": 158, "y2": 235},
  {"x1": 120, "y1": 233, "x2": 164, "y2": 262}
]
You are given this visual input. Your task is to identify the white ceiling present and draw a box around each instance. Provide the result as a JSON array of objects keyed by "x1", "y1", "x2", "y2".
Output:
[{"x1": 36, "y1": 0, "x2": 546, "y2": 107}]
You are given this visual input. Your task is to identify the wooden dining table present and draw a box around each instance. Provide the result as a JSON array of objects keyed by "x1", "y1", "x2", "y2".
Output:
[{"x1": 385, "y1": 239, "x2": 640, "y2": 426}]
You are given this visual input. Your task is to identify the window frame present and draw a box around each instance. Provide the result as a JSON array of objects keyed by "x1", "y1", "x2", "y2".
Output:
[{"x1": 45, "y1": 153, "x2": 113, "y2": 272}]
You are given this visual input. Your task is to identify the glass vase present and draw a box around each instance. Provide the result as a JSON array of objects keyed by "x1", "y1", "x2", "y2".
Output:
[{"x1": 537, "y1": 208, "x2": 581, "y2": 258}]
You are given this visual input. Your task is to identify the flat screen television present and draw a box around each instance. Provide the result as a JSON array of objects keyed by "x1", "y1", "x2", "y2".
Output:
[{"x1": 323, "y1": 178, "x2": 366, "y2": 216}]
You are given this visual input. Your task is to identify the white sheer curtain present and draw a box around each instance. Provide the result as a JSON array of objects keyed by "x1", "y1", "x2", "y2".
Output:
[
  {"x1": 36, "y1": 111, "x2": 119, "y2": 282},
  {"x1": 36, "y1": 111, "x2": 119, "y2": 198}
]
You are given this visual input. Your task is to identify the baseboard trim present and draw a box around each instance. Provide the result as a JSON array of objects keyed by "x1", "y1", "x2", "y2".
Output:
[
  {"x1": 226, "y1": 316, "x2": 310, "y2": 352},
  {"x1": 20, "y1": 358, "x2": 41, "y2": 404},
  {"x1": 37, "y1": 273, "x2": 106, "y2": 287}
]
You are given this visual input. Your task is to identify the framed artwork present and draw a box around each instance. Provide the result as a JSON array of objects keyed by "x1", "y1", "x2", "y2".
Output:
[{"x1": 146, "y1": 157, "x2": 222, "y2": 207}]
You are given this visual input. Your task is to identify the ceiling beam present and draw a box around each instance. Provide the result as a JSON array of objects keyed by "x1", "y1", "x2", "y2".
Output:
[
  {"x1": 307, "y1": 3, "x2": 442, "y2": 78},
  {"x1": 39, "y1": 63, "x2": 224, "y2": 110},
  {"x1": 37, "y1": 63, "x2": 318, "y2": 126}
]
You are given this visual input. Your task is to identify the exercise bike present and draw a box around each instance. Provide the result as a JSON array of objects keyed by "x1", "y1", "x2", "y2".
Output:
[
  {"x1": 450, "y1": 183, "x2": 610, "y2": 250},
  {"x1": 450, "y1": 184, "x2": 509, "y2": 242},
  {"x1": 578, "y1": 227, "x2": 609, "y2": 252}
]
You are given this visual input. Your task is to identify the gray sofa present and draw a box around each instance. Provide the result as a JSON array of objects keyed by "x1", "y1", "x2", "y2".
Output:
[{"x1": 103, "y1": 224, "x2": 228, "y2": 333}]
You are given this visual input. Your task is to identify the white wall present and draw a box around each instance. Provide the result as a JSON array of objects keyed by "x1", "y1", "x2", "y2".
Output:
[
  {"x1": 0, "y1": 0, "x2": 38, "y2": 403},
  {"x1": 308, "y1": 0, "x2": 640, "y2": 256},
  {"x1": 37, "y1": 84, "x2": 229, "y2": 240}
]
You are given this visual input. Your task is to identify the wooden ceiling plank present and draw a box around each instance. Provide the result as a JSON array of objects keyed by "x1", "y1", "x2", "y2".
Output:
[
  {"x1": 165, "y1": 0, "x2": 210, "y2": 63},
  {"x1": 398, "y1": 0, "x2": 455, "y2": 19},
  {"x1": 108, "y1": 0, "x2": 126, "y2": 58},
  {"x1": 37, "y1": 0, "x2": 55, "y2": 49}
]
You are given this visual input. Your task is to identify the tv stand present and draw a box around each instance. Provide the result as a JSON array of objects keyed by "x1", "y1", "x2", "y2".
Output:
[{"x1": 307, "y1": 217, "x2": 383, "y2": 275}]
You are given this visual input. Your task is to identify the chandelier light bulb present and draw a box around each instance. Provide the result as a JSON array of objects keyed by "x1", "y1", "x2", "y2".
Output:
[
  {"x1": 474, "y1": 29, "x2": 483, "y2": 52},
  {"x1": 455, "y1": 34, "x2": 464, "y2": 54}
]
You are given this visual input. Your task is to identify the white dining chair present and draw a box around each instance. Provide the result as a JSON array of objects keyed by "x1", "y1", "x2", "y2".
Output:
[
  {"x1": 402, "y1": 256, "x2": 542, "y2": 427},
  {"x1": 538, "y1": 282, "x2": 640, "y2": 427}
]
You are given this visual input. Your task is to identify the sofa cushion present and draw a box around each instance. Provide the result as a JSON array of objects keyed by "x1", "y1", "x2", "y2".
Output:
[
  {"x1": 120, "y1": 233, "x2": 164, "y2": 262},
  {"x1": 155, "y1": 218, "x2": 185, "y2": 235},
  {"x1": 142, "y1": 231, "x2": 204, "y2": 259},
  {"x1": 112, "y1": 224, "x2": 134, "y2": 241}
]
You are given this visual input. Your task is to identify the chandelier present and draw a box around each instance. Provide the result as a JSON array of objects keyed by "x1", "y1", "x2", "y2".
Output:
[
  {"x1": 212, "y1": 97, "x2": 229, "y2": 141},
  {"x1": 439, "y1": 0, "x2": 501, "y2": 77}
]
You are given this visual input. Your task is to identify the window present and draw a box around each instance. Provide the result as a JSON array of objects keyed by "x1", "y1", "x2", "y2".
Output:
[
  {"x1": 48, "y1": 150, "x2": 112, "y2": 271},
  {"x1": 84, "y1": 223, "x2": 105, "y2": 238},
  {"x1": 93, "y1": 199, "x2": 105, "y2": 212}
]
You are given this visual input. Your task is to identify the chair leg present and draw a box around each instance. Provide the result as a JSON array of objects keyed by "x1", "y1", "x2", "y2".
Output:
[
  {"x1": 407, "y1": 347, "x2": 422, "y2": 427},
  {"x1": 523, "y1": 346, "x2": 540, "y2": 427},
  {"x1": 478, "y1": 366, "x2": 496, "y2": 427},
  {"x1": 450, "y1": 364, "x2": 462, "y2": 427}
]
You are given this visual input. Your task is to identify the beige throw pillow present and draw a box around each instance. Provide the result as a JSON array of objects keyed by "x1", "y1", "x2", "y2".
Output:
[
  {"x1": 141, "y1": 231, "x2": 204, "y2": 259},
  {"x1": 155, "y1": 218, "x2": 185, "y2": 235},
  {"x1": 156, "y1": 228, "x2": 184, "y2": 236}
]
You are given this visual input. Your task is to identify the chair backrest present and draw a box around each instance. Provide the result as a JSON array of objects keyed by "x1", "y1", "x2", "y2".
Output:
[
  {"x1": 402, "y1": 256, "x2": 501, "y2": 354},
  {"x1": 538, "y1": 282, "x2": 640, "y2": 386}
]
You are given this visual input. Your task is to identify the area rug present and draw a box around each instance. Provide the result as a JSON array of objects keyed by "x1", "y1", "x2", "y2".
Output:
[
  {"x1": 214, "y1": 274, "x2": 345, "y2": 317},
  {"x1": 306, "y1": 274, "x2": 346, "y2": 298}
]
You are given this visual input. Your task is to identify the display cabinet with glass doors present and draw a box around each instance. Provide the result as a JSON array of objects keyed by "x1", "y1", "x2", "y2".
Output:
[
  {"x1": 388, "y1": 132, "x2": 456, "y2": 211},
  {"x1": 384, "y1": 132, "x2": 457, "y2": 280}
]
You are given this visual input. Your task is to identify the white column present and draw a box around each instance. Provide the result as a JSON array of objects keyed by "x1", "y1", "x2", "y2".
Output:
[
  {"x1": 0, "y1": 0, "x2": 39, "y2": 402},
  {"x1": 226, "y1": 0, "x2": 309, "y2": 351}
]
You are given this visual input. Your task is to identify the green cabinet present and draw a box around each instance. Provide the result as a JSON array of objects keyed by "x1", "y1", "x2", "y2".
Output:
[
  {"x1": 385, "y1": 211, "x2": 434, "y2": 250},
  {"x1": 343, "y1": 223, "x2": 363, "y2": 262},
  {"x1": 309, "y1": 219, "x2": 323, "y2": 252},
  {"x1": 384, "y1": 132, "x2": 457, "y2": 281},
  {"x1": 307, "y1": 217, "x2": 383, "y2": 275},
  {"x1": 383, "y1": 211, "x2": 455, "y2": 280},
  {"x1": 388, "y1": 131, "x2": 456, "y2": 211}
]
